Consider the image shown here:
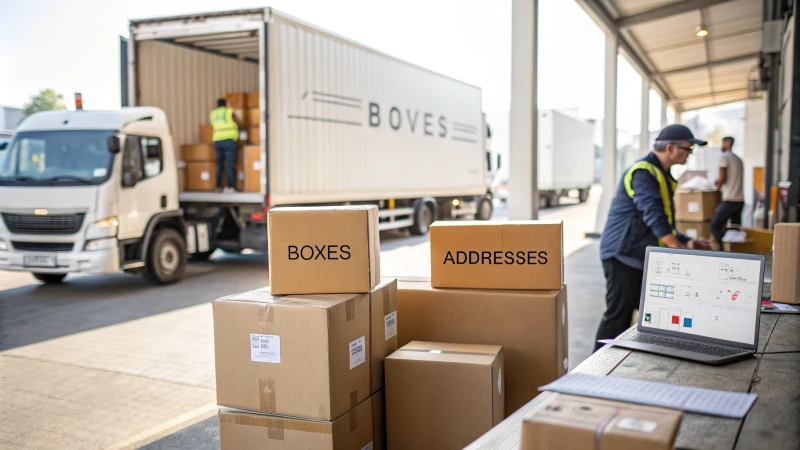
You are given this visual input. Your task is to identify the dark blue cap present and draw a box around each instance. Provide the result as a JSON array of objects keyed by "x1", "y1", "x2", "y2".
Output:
[{"x1": 655, "y1": 124, "x2": 707, "y2": 146}]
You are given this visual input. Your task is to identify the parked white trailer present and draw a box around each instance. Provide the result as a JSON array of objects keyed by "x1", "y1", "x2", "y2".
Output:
[{"x1": 536, "y1": 109, "x2": 594, "y2": 207}]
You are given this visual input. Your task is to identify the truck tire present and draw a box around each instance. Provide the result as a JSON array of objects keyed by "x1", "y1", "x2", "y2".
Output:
[
  {"x1": 33, "y1": 273, "x2": 67, "y2": 283},
  {"x1": 144, "y1": 228, "x2": 187, "y2": 285},
  {"x1": 189, "y1": 247, "x2": 217, "y2": 261},
  {"x1": 475, "y1": 196, "x2": 493, "y2": 220},
  {"x1": 578, "y1": 188, "x2": 590, "y2": 203},
  {"x1": 410, "y1": 199, "x2": 436, "y2": 236}
]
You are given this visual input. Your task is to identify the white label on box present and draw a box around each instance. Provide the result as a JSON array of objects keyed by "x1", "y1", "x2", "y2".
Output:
[
  {"x1": 250, "y1": 334, "x2": 280, "y2": 363},
  {"x1": 384, "y1": 311, "x2": 397, "y2": 341},
  {"x1": 687, "y1": 228, "x2": 698, "y2": 239},
  {"x1": 200, "y1": 171, "x2": 210, "y2": 181},
  {"x1": 498, "y1": 369, "x2": 502, "y2": 393},
  {"x1": 687, "y1": 201, "x2": 700, "y2": 213},
  {"x1": 253, "y1": 161, "x2": 262, "y2": 171},
  {"x1": 361, "y1": 442, "x2": 373, "y2": 450},
  {"x1": 349, "y1": 336, "x2": 366, "y2": 370},
  {"x1": 616, "y1": 418, "x2": 658, "y2": 433}
]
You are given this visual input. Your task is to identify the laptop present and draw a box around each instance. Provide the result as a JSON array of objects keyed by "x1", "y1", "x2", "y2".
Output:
[{"x1": 599, "y1": 247, "x2": 766, "y2": 365}]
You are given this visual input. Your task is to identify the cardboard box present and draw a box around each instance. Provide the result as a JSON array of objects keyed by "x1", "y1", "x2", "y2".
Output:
[
  {"x1": 186, "y1": 162, "x2": 216, "y2": 191},
  {"x1": 397, "y1": 279, "x2": 568, "y2": 416},
  {"x1": 199, "y1": 124, "x2": 214, "y2": 144},
  {"x1": 178, "y1": 167, "x2": 186, "y2": 191},
  {"x1": 723, "y1": 226, "x2": 774, "y2": 255},
  {"x1": 385, "y1": 341, "x2": 504, "y2": 450},
  {"x1": 225, "y1": 92, "x2": 248, "y2": 109},
  {"x1": 675, "y1": 190, "x2": 720, "y2": 221},
  {"x1": 268, "y1": 206, "x2": 381, "y2": 294},
  {"x1": 430, "y1": 221, "x2": 563, "y2": 290},
  {"x1": 520, "y1": 394, "x2": 682, "y2": 450},
  {"x1": 218, "y1": 396, "x2": 374, "y2": 450},
  {"x1": 245, "y1": 108, "x2": 260, "y2": 126},
  {"x1": 233, "y1": 109, "x2": 245, "y2": 126},
  {"x1": 370, "y1": 279, "x2": 398, "y2": 394},
  {"x1": 675, "y1": 221, "x2": 711, "y2": 240},
  {"x1": 247, "y1": 91, "x2": 260, "y2": 109},
  {"x1": 772, "y1": 223, "x2": 800, "y2": 304},
  {"x1": 213, "y1": 289, "x2": 371, "y2": 420},
  {"x1": 241, "y1": 144, "x2": 261, "y2": 193},
  {"x1": 181, "y1": 143, "x2": 215, "y2": 162},
  {"x1": 247, "y1": 126, "x2": 260, "y2": 145},
  {"x1": 372, "y1": 390, "x2": 386, "y2": 450}
]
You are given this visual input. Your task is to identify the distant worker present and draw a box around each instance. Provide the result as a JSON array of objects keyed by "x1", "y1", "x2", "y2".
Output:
[
  {"x1": 710, "y1": 137, "x2": 744, "y2": 247},
  {"x1": 210, "y1": 99, "x2": 243, "y2": 193},
  {"x1": 594, "y1": 124, "x2": 711, "y2": 350}
]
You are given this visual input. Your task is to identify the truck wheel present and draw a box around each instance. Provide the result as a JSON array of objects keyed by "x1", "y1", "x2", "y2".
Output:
[
  {"x1": 475, "y1": 196, "x2": 493, "y2": 220},
  {"x1": 144, "y1": 228, "x2": 187, "y2": 285},
  {"x1": 190, "y1": 247, "x2": 217, "y2": 261},
  {"x1": 578, "y1": 188, "x2": 590, "y2": 203},
  {"x1": 33, "y1": 273, "x2": 67, "y2": 283},
  {"x1": 410, "y1": 200, "x2": 436, "y2": 236}
]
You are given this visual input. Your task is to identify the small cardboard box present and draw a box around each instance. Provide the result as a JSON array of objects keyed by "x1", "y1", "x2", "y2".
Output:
[
  {"x1": 247, "y1": 126, "x2": 261, "y2": 144},
  {"x1": 218, "y1": 397, "x2": 374, "y2": 450},
  {"x1": 723, "y1": 226, "x2": 774, "y2": 255},
  {"x1": 398, "y1": 279, "x2": 568, "y2": 417},
  {"x1": 241, "y1": 144, "x2": 261, "y2": 193},
  {"x1": 370, "y1": 279, "x2": 398, "y2": 394},
  {"x1": 675, "y1": 190, "x2": 720, "y2": 222},
  {"x1": 772, "y1": 223, "x2": 800, "y2": 304},
  {"x1": 675, "y1": 221, "x2": 712, "y2": 240},
  {"x1": 186, "y1": 162, "x2": 215, "y2": 191},
  {"x1": 247, "y1": 91, "x2": 260, "y2": 109},
  {"x1": 245, "y1": 108, "x2": 260, "y2": 126},
  {"x1": 199, "y1": 124, "x2": 214, "y2": 144},
  {"x1": 225, "y1": 92, "x2": 248, "y2": 109},
  {"x1": 181, "y1": 144, "x2": 215, "y2": 162},
  {"x1": 213, "y1": 289, "x2": 371, "y2": 420},
  {"x1": 521, "y1": 394, "x2": 682, "y2": 450},
  {"x1": 430, "y1": 221, "x2": 563, "y2": 290},
  {"x1": 386, "y1": 341, "x2": 504, "y2": 450},
  {"x1": 268, "y1": 206, "x2": 381, "y2": 294}
]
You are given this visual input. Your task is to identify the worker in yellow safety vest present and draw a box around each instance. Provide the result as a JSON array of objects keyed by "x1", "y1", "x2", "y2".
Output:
[
  {"x1": 210, "y1": 99, "x2": 244, "y2": 193},
  {"x1": 594, "y1": 124, "x2": 711, "y2": 350}
]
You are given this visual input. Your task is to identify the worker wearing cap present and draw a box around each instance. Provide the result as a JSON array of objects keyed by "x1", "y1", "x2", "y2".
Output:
[
  {"x1": 594, "y1": 124, "x2": 711, "y2": 350},
  {"x1": 210, "y1": 99, "x2": 244, "y2": 193}
]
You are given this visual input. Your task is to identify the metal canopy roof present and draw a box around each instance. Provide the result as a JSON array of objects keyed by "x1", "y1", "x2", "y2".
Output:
[{"x1": 577, "y1": 0, "x2": 764, "y2": 111}]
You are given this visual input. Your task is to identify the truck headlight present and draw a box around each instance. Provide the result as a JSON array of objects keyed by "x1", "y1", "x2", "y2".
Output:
[
  {"x1": 0, "y1": 239, "x2": 7, "y2": 251},
  {"x1": 85, "y1": 217, "x2": 118, "y2": 240},
  {"x1": 84, "y1": 237, "x2": 117, "y2": 252}
]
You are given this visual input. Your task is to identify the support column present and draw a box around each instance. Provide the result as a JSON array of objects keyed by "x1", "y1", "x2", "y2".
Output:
[
  {"x1": 640, "y1": 78, "x2": 650, "y2": 156},
  {"x1": 594, "y1": 32, "x2": 619, "y2": 234},
  {"x1": 509, "y1": 0, "x2": 539, "y2": 220},
  {"x1": 660, "y1": 97, "x2": 668, "y2": 127}
]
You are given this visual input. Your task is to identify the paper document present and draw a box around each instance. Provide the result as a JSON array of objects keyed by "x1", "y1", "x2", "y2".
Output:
[
  {"x1": 540, "y1": 373, "x2": 757, "y2": 419},
  {"x1": 761, "y1": 300, "x2": 800, "y2": 314}
]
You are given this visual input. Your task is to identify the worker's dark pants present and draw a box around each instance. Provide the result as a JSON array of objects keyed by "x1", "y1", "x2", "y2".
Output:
[
  {"x1": 214, "y1": 139, "x2": 238, "y2": 189},
  {"x1": 594, "y1": 258, "x2": 643, "y2": 351},
  {"x1": 710, "y1": 201, "x2": 744, "y2": 247}
]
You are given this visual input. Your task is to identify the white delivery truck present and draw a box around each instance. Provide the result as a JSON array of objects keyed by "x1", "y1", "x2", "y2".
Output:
[
  {"x1": 0, "y1": 8, "x2": 496, "y2": 284},
  {"x1": 536, "y1": 109, "x2": 594, "y2": 207}
]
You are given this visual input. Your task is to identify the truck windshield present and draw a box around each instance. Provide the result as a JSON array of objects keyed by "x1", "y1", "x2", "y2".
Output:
[{"x1": 0, "y1": 130, "x2": 115, "y2": 186}]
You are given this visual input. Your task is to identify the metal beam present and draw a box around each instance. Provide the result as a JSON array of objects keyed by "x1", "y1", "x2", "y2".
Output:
[
  {"x1": 656, "y1": 53, "x2": 761, "y2": 76},
  {"x1": 640, "y1": 77, "x2": 650, "y2": 156},
  {"x1": 595, "y1": 32, "x2": 619, "y2": 234},
  {"x1": 669, "y1": 87, "x2": 750, "y2": 103},
  {"x1": 789, "y1": 0, "x2": 800, "y2": 222},
  {"x1": 617, "y1": 0, "x2": 734, "y2": 28}
]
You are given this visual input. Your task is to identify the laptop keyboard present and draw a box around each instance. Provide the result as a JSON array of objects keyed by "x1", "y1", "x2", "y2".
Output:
[{"x1": 630, "y1": 333, "x2": 747, "y2": 358}]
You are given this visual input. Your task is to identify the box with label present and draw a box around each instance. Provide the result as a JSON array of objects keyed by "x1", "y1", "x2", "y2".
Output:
[
  {"x1": 186, "y1": 162, "x2": 216, "y2": 191},
  {"x1": 181, "y1": 144, "x2": 215, "y2": 162},
  {"x1": 398, "y1": 279, "x2": 567, "y2": 417},
  {"x1": 430, "y1": 221, "x2": 563, "y2": 290},
  {"x1": 386, "y1": 341, "x2": 504, "y2": 450},
  {"x1": 268, "y1": 206, "x2": 381, "y2": 295},
  {"x1": 723, "y1": 226, "x2": 774, "y2": 255},
  {"x1": 370, "y1": 279, "x2": 398, "y2": 394},
  {"x1": 199, "y1": 124, "x2": 214, "y2": 144},
  {"x1": 247, "y1": 91, "x2": 260, "y2": 109},
  {"x1": 218, "y1": 396, "x2": 374, "y2": 450},
  {"x1": 245, "y1": 108, "x2": 260, "y2": 126},
  {"x1": 675, "y1": 221, "x2": 711, "y2": 240},
  {"x1": 520, "y1": 394, "x2": 682, "y2": 450},
  {"x1": 213, "y1": 289, "x2": 371, "y2": 420},
  {"x1": 772, "y1": 223, "x2": 800, "y2": 304},
  {"x1": 247, "y1": 126, "x2": 261, "y2": 145},
  {"x1": 674, "y1": 190, "x2": 720, "y2": 222},
  {"x1": 241, "y1": 144, "x2": 261, "y2": 193},
  {"x1": 225, "y1": 92, "x2": 248, "y2": 110}
]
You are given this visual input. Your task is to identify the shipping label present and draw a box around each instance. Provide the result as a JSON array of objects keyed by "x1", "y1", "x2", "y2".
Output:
[
  {"x1": 350, "y1": 336, "x2": 366, "y2": 369},
  {"x1": 250, "y1": 334, "x2": 281, "y2": 363},
  {"x1": 384, "y1": 311, "x2": 397, "y2": 340}
]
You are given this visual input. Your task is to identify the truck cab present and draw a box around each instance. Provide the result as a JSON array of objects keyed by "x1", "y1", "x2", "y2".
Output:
[{"x1": 0, "y1": 107, "x2": 187, "y2": 284}]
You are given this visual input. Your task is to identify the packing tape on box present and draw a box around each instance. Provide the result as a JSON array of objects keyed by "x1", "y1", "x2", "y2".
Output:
[
  {"x1": 346, "y1": 298, "x2": 355, "y2": 322},
  {"x1": 259, "y1": 377, "x2": 277, "y2": 413},
  {"x1": 219, "y1": 411, "x2": 333, "y2": 438},
  {"x1": 257, "y1": 304, "x2": 275, "y2": 330},
  {"x1": 593, "y1": 407, "x2": 621, "y2": 450},
  {"x1": 398, "y1": 348, "x2": 497, "y2": 357},
  {"x1": 382, "y1": 289, "x2": 391, "y2": 315}
]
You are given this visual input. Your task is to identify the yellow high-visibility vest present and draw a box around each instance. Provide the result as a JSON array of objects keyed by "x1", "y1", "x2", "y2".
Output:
[
  {"x1": 210, "y1": 107, "x2": 238, "y2": 142},
  {"x1": 623, "y1": 160, "x2": 678, "y2": 246}
]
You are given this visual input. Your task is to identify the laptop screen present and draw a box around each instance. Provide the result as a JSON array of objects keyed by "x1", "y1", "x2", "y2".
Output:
[{"x1": 640, "y1": 249, "x2": 764, "y2": 347}]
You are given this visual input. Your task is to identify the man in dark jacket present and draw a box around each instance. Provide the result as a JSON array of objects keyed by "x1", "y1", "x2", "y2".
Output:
[{"x1": 594, "y1": 124, "x2": 711, "y2": 350}]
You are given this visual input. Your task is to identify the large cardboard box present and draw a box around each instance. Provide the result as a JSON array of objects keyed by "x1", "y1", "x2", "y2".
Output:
[
  {"x1": 370, "y1": 279, "x2": 398, "y2": 394},
  {"x1": 245, "y1": 108, "x2": 260, "y2": 126},
  {"x1": 186, "y1": 162, "x2": 215, "y2": 191},
  {"x1": 268, "y1": 206, "x2": 381, "y2": 294},
  {"x1": 199, "y1": 124, "x2": 214, "y2": 144},
  {"x1": 397, "y1": 279, "x2": 568, "y2": 416},
  {"x1": 181, "y1": 143, "x2": 215, "y2": 162},
  {"x1": 225, "y1": 92, "x2": 248, "y2": 109},
  {"x1": 772, "y1": 223, "x2": 800, "y2": 304},
  {"x1": 430, "y1": 221, "x2": 563, "y2": 290},
  {"x1": 213, "y1": 289, "x2": 371, "y2": 420},
  {"x1": 675, "y1": 221, "x2": 712, "y2": 240},
  {"x1": 218, "y1": 397, "x2": 374, "y2": 450},
  {"x1": 241, "y1": 144, "x2": 261, "y2": 193},
  {"x1": 247, "y1": 91, "x2": 260, "y2": 109},
  {"x1": 675, "y1": 190, "x2": 720, "y2": 221},
  {"x1": 521, "y1": 394, "x2": 682, "y2": 450},
  {"x1": 386, "y1": 341, "x2": 504, "y2": 450}
]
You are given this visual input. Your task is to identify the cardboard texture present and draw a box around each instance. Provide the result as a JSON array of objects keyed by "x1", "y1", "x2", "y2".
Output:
[
  {"x1": 181, "y1": 144, "x2": 215, "y2": 162},
  {"x1": 178, "y1": 167, "x2": 186, "y2": 191},
  {"x1": 213, "y1": 289, "x2": 371, "y2": 420},
  {"x1": 386, "y1": 341, "x2": 504, "y2": 450},
  {"x1": 186, "y1": 162, "x2": 216, "y2": 191},
  {"x1": 772, "y1": 223, "x2": 800, "y2": 304},
  {"x1": 268, "y1": 206, "x2": 381, "y2": 294},
  {"x1": 247, "y1": 126, "x2": 261, "y2": 144},
  {"x1": 723, "y1": 226, "x2": 774, "y2": 255},
  {"x1": 225, "y1": 92, "x2": 248, "y2": 110},
  {"x1": 241, "y1": 144, "x2": 261, "y2": 193},
  {"x1": 370, "y1": 279, "x2": 398, "y2": 394},
  {"x1": 520, "y1": 394, "x2": 682, "y2": 450},
  {"x1": 246, "y1": 108, "x2": 261, "y2": 126},
  {"x1": 675, "y1": 221, "x2": 712, "y2": 240},
  {"x1": 675, "y1": 190, "x2": 720, "y2": 221},
  {"x1": 247, "y1": 91, "x2": 260, "y2": 109},
  {"x1": 199, "y1": 124, "x2": 214, "y2": 144},
  {"x1": 218, "y1": 396, "x2": 374, "y2": 450},
  {"x1": 397, "y1": 279, "x2": 568, "y2": 416},
  {"x1": 430, "y1": 221, "x2": 564, "y2": 290},
  {"x1": 372, "y1": 390, "x2": 386, "y2": 450}
]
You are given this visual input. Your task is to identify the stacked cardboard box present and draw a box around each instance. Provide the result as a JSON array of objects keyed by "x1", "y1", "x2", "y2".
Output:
[
  {"x1": 213, "y1": 205, "x2": 396, "y2": 449},
  {"x1": 771, "y1": 223, "x2": 800, "y2": 304},
  {"x1": 674, "y1": 190, "x2": 721, "y2": 243}
]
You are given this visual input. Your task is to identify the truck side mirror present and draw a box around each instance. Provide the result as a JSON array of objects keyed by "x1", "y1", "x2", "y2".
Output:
[
  {"x1": 0, "y1": 142, "x2": 7, "y2": 151},
  {"x1": 496, "y1": 154, "x2": 501, "y2": 170},
  {"x1": 122, "y1": 171, "x2": 137, "y2": 188},
  {"x1": 107, "y1": 135, "x2": 121, "y2": 154}
]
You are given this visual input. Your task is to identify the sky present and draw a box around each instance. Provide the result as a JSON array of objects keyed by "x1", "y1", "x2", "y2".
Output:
[{"x1": 0, "y1": 0, "x2": 657, "y2": 134}]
